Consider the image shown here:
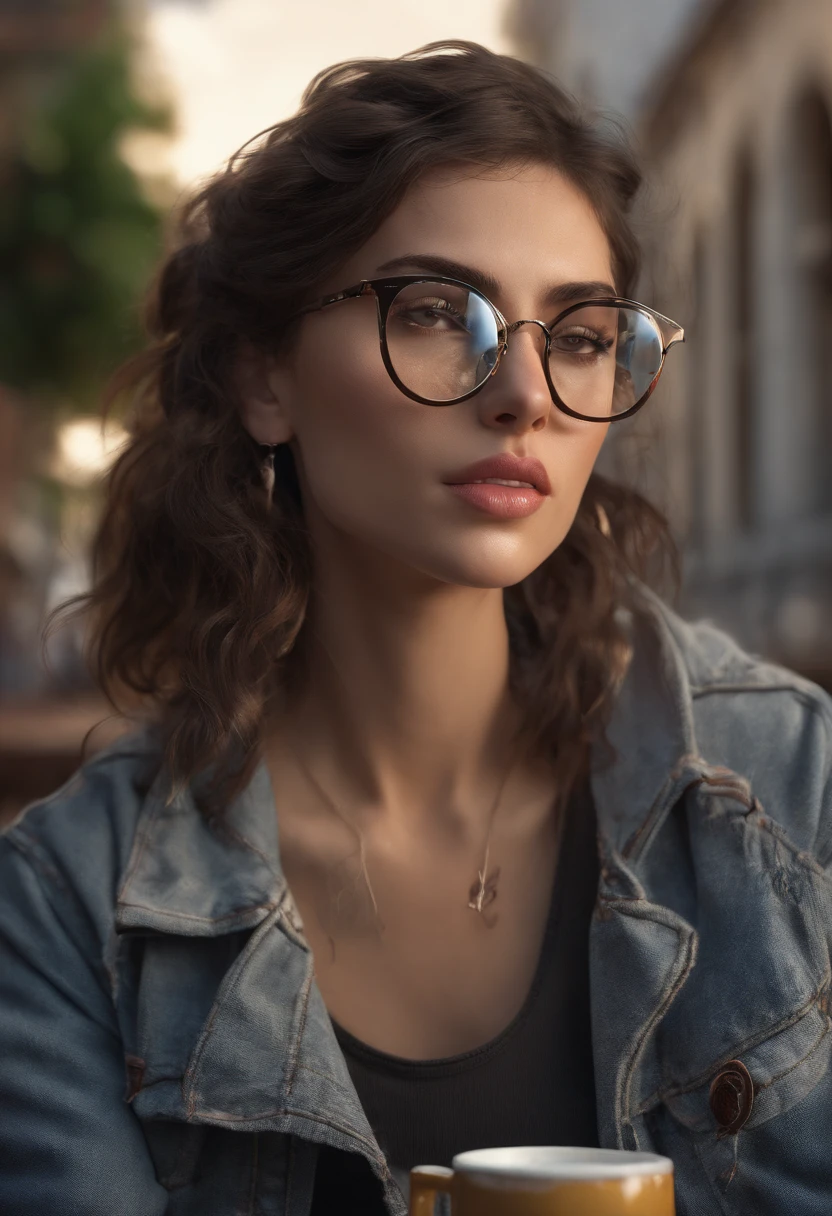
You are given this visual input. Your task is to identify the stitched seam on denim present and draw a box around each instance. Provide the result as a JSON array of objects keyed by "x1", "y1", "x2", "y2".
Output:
[
  {"x1": 700, "y1": 784, "x2": 753, "y2": 808},
  {"x1": 624, "y1": 921, "x2": 697, "y2": 1117},
  {"x1": 692, "y1": 681, "x2": 815, "y2": 696},
  {"x1": 284, "y1": 963, "x2": 313, "y2": 1100},
  {"x1": 212, "y1": 817, "x2": 279, "y2": 881},
  {"x1": 602, "y1": 897, "x2": 694, "y2": 931},
  {"x1": 283, "y1": 1108, "x2": 386, "y2": 1168},
  {"x1": 645, "y1": 975, "x2": 832, "y2": 1107},
  {"x1": 295, "y1": 1063, "x2": 361, "y2": 1098},
  {"x1": 639, "y1": 1019, "x2": 830, "y2": 1124},
  {"x1": 118, "y1": 899, "x2": 279, "y2": 926},
  {"x1": 691, "y1": 681, "x2": 832, "y2": 733},
  {"x1": 612, "y1": 903, "x2": 698, "y2": 1136},
  {"x1": 755, "y1": 1018, "x2": 831, "y2": 1093},
  {"x1": 622, "y1": 753, "x2": 778, "y2": 860},
  {"x1": 117, "y1": 784, "x2": 165, "y2": 903},
  {"x1": 622, "y1": 767, "x2": 690, "y2": 861},
  {"x1": 716, "y1": 802, "x2": 832, "y2": 888},
  {"x1": 621, "y1": 757, "x2": 746, "y2": 863},
  {"x1": 182, "y1": 910, "x2": 284, "y2": 1117},
  {"x1": 191, "y1": 1106, "x2": 384, "y2": 1162},
  {"x1": 276, "y1": 887, "x2": 308, "y2": 948},
  {"x1": 692, "y1": 1134, "x2": 734, "y2": 1215},
  {"x1": 297, "y1": 1112, "x2": 389, "y2": 1192},
  {"x1": 128, "y1": 1072, "x2": 188, "y2": 1091}
]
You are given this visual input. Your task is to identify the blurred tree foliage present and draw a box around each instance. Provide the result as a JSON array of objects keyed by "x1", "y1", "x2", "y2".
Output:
[{"x1": 0, "y1": 17, "x2": 171, "y2": 416}]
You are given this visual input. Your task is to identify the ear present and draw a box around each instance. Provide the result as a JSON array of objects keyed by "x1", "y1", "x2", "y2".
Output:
[{"x1": 234, "y1": 338, "x2": 295, "y2": 445}]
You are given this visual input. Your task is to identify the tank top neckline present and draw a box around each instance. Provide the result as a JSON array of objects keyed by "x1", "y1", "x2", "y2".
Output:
[{"x1": 329, "y1": 777, "x2": 587, "y2": 1077}]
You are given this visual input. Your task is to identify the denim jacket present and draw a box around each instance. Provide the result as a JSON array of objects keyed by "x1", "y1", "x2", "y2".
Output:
[{"x1": 2, "y1": 582, "x2": 832, "y2": 1216}]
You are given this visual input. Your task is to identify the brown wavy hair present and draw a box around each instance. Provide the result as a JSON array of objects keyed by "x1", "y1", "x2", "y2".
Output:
[{"x1": 54, "y1": 40, "x2": 681, "y2": 822}]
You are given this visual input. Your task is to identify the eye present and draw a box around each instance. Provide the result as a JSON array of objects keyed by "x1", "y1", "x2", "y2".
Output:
[
  {"x1": 390, "y1": 297, "x2": 469, "y2": 332},
  {"x1": 550, "y1": 326, "x2": 615, "y2": 357}
]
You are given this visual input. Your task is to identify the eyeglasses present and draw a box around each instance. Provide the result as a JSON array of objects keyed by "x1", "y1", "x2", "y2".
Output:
[{"x1": 293, "y1": 274, "x2": 685, "y2": 421}]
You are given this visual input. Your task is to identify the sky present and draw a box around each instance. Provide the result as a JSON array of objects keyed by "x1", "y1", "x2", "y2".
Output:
[{"x1": 141, "y1": 0, "x2": 514, "y2": 188}]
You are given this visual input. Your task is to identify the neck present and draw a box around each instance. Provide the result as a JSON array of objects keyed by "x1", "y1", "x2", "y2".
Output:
[{"x1": 268, "y1": 535, "x2": 531, "y2": 834}]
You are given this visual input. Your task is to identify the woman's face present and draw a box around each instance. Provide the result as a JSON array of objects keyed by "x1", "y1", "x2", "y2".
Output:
[{"x1": 255, "y1": 161, "x2": 616, "y2": 589}]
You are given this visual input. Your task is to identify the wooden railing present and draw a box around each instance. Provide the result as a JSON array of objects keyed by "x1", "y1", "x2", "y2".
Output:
[{"x1": 0, "y1": 696, "x2": 136, "y2": 828}]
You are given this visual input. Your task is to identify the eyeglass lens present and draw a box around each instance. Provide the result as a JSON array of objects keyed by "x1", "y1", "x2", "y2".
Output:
[{"x1": 384, "y1": 280, "x2": 664, "y2": 416}]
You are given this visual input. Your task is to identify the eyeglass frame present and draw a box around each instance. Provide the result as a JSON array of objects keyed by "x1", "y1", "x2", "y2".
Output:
[{"x1": 291, "y1": 274, "x2": 685, "y2": 422}]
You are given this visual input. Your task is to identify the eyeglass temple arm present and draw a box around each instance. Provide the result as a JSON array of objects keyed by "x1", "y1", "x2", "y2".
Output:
[
  {"x1": 652, "y1": 308, "x2": 685, "y2": 350},
  {"x1": 295, "y1": 281, "x2": 373, "y2": 316}
]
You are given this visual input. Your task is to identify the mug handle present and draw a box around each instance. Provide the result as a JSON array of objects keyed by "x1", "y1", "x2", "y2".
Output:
[{"x1": 409, "y1": 1164, "x2": 454, "y2": 1214}]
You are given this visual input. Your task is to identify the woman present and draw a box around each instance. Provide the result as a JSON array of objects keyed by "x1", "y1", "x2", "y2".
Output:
[{"x1": 1, "y1": 40, "x2": 830, "y2": 1216}]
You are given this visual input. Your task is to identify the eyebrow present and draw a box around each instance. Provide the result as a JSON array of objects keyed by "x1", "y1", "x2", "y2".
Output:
[{"x1": 373, "y1": 254, "x2": 618, "y2": 309}]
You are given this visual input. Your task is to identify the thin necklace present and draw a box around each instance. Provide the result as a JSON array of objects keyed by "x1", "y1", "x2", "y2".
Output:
[{"x1": 290, "y1": 738, "x2": 521, "y2": 933}]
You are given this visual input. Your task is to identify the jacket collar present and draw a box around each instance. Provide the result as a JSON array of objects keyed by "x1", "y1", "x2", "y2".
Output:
[
  {"x1": 592, "y1": 581, "x2": 701, "y2": 861},
  {"x1": 115, "y1": 580, "x2": 702, "y2": 938},
  {"x1": 115, "y1": 753, "x2": 286, "y2": 937},
  {"x1": 114, "y1": 582, "x2": 717, "y2": 1189}
]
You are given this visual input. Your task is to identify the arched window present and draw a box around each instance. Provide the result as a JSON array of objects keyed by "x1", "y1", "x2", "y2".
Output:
[
  {"x1": 789, "y1": 87, "x2": 832, "y2": 515},
  {"x1": 687, "y1": 229, "x2": 707, "y2": 546},
  {"x1": 732, "y1": 149, "x2": 755, "y2": 532}
]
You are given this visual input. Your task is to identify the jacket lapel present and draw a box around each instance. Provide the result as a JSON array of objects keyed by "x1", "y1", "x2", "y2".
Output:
[
  {"x1": 114, "y1": 581, "x2": 715, "y2": 1166},
  {"x1": 174, "y1": 902, "x2": 380, "y2": 1147},
  {"x1": 114, "y1": 759, "x2": 388, "y2": 1169},
  {"x1": 589, "y1": 585, "x2": 709, "y2": 1150},
  {"x1": 115, "y1": 759, "x2": 283, "y2": 936}
]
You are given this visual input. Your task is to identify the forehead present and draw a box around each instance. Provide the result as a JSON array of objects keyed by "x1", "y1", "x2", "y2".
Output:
[{"x1": 345, "y1": 162, "x2": 614, "y2": 300}]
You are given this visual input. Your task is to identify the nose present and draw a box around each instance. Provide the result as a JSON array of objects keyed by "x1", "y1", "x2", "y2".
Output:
[
  {"x1": 506, "y1": 318, "x2": 550, "y2": 340},
  {"x1": 475, "y1": 320, "x2": 552, "y2": 433}
]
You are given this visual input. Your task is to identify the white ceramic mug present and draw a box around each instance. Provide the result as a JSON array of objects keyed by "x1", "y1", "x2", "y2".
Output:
[{"x1": 409, "y1": 1146, "x2": 675, "y2": 1215}]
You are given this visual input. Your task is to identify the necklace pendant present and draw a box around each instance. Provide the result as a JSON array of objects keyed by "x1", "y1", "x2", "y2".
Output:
[{"x1": 468, "y1": 866, "x2": 500, "y2": 914}]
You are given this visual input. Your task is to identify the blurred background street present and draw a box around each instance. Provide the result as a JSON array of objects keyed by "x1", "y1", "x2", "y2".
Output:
[{"x1": 2, "y1": 0, "x2": 831, "y2": 820}]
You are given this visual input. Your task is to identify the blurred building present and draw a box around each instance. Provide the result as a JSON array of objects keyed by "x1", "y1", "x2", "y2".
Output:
[
  {"x1": 0, "y1": 1, "x2": 132, "y2": 818},
  {"x1": 508, "y1": 0, "x2": 832, "y2": 689},
  {"x1": 0, "y1": 0, "x2": 109, "y2": 692},
  {"x1": 0, "y1": 0, "x2": 108, "y2": 140}
]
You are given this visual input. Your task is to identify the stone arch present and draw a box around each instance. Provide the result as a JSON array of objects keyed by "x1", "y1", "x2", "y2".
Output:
[
  {"x1": 730, "y1": 145, "x2": 756, "y2": 531},
  {"x1": 687, "y1": 225, "x2": 708, "y2": 546},
  {"x1": 783, "y1": 82, "x2": 832, "y2": 516}
]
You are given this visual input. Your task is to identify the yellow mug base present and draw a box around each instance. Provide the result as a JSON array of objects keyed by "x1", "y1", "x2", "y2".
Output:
[
  {"x1": 410, "y1": 1164, "x2": 675, "y2": 1216},
  {"x1": 457, "y1": 1171, "x2": 675, "y2": 1215}
]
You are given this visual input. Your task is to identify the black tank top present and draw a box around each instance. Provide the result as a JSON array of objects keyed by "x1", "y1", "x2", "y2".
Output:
[{"x1": 311, "y1": 775, "x2": 600, "y2": 1214}]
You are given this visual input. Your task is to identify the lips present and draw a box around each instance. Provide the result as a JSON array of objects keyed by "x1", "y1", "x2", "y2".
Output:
[{"x1": 443, "y1": 453, "x2": 552, "y2": 495}]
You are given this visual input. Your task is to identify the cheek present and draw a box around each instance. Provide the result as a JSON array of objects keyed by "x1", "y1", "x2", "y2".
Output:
[
  {"x1": 280, "y1": 317, "x2": 610, "y2": 585},
  {"x1": 287, "y1": 324, "x2": 425, "y2": 514},
  {"x1": 522, "y1": 423, "x2": 608, "y2": 562},
  {"x1": 551, "y1": 422, "x2": 609, "y2": 495}
]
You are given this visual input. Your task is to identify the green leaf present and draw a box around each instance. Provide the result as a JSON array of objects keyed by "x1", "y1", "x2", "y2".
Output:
[{"x1": 0, "y1": 8, "x2": 171, "y2": 415}]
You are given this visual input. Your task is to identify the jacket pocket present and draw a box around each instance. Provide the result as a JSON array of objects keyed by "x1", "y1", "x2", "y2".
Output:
[
  {"x1": 654, "y1": 997, "x2": 832, "y2": 1214},
  {"x1": 662, "y1": 998, "x2": 832, "y2": 1134}
]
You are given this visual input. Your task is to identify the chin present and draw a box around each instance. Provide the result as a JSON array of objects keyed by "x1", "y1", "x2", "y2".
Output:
[{"x1": 412, "y1": 547, "x2": 549, "y2": 591}]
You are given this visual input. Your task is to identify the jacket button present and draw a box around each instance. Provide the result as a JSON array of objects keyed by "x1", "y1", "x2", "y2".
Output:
[{"x1": 709, "y1": 1059, "x2": 754, "y2": 1136}]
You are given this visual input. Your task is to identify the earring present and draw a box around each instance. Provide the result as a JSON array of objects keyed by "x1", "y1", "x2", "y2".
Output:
[
  {"x1": 261, "y1": 444, "x2": 277, "y2": 510},
  {"x1": 595, "y1": 502, "x2": 612, "y2": 539}
]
